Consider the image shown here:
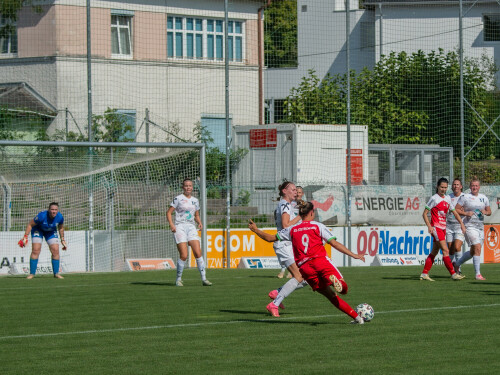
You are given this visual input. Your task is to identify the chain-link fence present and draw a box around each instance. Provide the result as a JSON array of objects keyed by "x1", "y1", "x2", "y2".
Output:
[{"x1": 1, "y1": 1, "x2": 499, "y2": 268}]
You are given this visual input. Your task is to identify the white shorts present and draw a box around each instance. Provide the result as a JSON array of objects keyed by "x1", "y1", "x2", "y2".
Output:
[
  {"x1": 173, "y1": 223, "x2": 200, "y2": 244},
  {"x1": 273, "y1": 241, "x2": 295, "y2": 268},
  {"x1": 465, "y1": 227, "x2": 484, "y2": 246},
  {"x1": 446, "y1": 227, "x2": 465, "y2": 243},
  {"x1": 32, "y1": 237, "x2": 59, "y2": 246}
]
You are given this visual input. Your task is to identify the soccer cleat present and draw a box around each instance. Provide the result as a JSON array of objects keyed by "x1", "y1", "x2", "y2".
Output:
[
  {"x1": 268, "y1": 290, "x2": 285, "y2": 309},
  {"x1": 26, "y1": 274, "x2": 35, "y2": 280},
  {"x1": 54, "y1": 274, "x2": 64, "y2": 279},
  {"x1": 266, "y1": 302, "x2": 280, "y2": 317},
  {"x1": 420, "y1": 273, "x2": 434, "y2": 281},
  {"x1": 286, "y1": 272, "x2": 292, "y2": 278},
  {"x1": 277, "y1": 271, "x2": 285, "y2": 279},
  {"x1": 475, "y1": 274, "x2": 486, "y2": 281},
  {"x1": 350, "y1": 315, "x2": 365, "y2": 325},
  {"x1": 329, "y1": 274, "x2": 343, "y2": 293},
  {"x1": 268, "y1": 289, "x2": 278, "y2": 299},
  {"x1": 202, "y1": 279, "x2": 212, "y2": 286},
  {"x1": 175, "y1": 279, "x2": 184, "y2": 287},
  {"x1": 451, "y1": 273, "x2": 464, "y2": 280}
]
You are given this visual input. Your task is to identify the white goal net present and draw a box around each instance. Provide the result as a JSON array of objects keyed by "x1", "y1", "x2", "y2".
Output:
[{"x1": 0, "y1": 141, "x2": 205, "y2": 274}]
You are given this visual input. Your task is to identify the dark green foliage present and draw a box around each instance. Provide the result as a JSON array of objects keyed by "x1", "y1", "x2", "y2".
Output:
[
  {"x1": 285, "y1": 50, "x2": 498, "y2": 161},
  {"x1": 264, "y1": 0, "x2": 298, "y2": 68}
]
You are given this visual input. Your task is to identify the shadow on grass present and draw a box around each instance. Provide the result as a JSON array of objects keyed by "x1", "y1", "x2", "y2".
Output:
[
  {"x1": 248, "y1": 275, "x2": 284, "y2": 279},
  {"x1": 383, "y1": 274, "x2": 455, "y2": 281},
  {"x1": 130, "y1": 281, "x2": 172, "y2": 286},
  {"x1": 219, "y1": 310, "x2": 338, "y2": 326}
]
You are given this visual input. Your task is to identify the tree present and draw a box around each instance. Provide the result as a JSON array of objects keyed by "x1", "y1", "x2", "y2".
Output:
[
  {"x1": 264, "y1": 0, "x2": 297, "y2": 68},
  {"x1": 284, "y1": 49, "x2": 498, "y2": 161}
]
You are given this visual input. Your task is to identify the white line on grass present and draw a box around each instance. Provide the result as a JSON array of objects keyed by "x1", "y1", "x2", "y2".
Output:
[{"x1": 1, "y1": 303, "x2": 499, "y2": 341}]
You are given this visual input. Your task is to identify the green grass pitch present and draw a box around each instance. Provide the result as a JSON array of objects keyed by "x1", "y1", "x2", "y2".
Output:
[{"x1": 1, "y1": 264, "x2": 499, "y2": 375}]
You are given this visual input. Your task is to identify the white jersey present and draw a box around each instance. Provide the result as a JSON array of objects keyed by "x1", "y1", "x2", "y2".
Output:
[
  {"x1": 457, "y1": 193, "x2": 490, "y2": 229},
  {"x1": 274, "y1": 199, "x2": 297, "y2": 232},
  {"x1": 170, "y1": 194, "x2": 200, "y2": 225},
  {"x1": 446, "y1": 192, "x2": 464, "y2": 229}
]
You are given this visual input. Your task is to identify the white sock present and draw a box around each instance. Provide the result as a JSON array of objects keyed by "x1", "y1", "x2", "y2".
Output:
[
  {"x1": 454, "y1": 251, "x2": 462, "y2": 269},
  {"x1": 456, "y1": 251, "x2": 472, "y2": 267},
  {"x1": 274, "y1": 277, "x2": 300, "y2": 307},
  {"x1": 473, "y1": 255, "x2": 481, "y2": 276},
  {"x1": 449, "y1": 253, "x2": 456, "y2": 263},
  {"x1": 176, "y1": 259, "x2": 185, "y2": 281},
  {"x1": 196, "y1": 257, "x2": 207, "y2": 281}
]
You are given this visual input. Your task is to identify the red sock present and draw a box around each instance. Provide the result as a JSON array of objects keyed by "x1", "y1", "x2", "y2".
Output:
[
  {"x1": 443, "y1": 255, "x2": 455, "y2": 275},
  {"x1": 329, "y1": 295, "x2": 358, "y2": 319},
  {"x1": 422, "y1": 254, "x2": 436, "y2": 274},
  {"x1": 340, "y1": 280, "x2": 348, "y2": 295}
]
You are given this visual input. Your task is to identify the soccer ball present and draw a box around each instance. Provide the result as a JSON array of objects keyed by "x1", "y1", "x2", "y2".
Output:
[{"x1": 355, "y1": 303, "x2": 374, "y2": 322}]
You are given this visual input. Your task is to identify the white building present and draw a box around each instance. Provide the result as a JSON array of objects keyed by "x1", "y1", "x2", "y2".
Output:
[
  {"x1": 265, "y1": 0, "x2": 500, "y2": 122},
  {"x1": 0, "y1": 0, "x2": 266, "y2": 143}
]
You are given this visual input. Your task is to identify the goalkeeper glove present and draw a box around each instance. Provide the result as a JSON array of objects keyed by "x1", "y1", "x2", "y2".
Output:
[
  {"x1": 18, "y1": 235, "x2": 28, "y2": 248},
  {"x1": 61, "y1": 238, "x2": 67, "y2": 250}
]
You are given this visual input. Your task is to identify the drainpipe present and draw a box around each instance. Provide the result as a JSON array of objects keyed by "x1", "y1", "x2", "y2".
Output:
[{"x1": 258, "y1": 0, "x2": 272, "y2": 125}]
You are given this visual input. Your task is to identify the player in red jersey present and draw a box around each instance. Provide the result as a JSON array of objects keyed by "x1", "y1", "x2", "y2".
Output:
[
  {"x1": 249, "y1": 201, "x2": 366, "y2": 324},
  {"x1": 420, "y1": 178, "x2": 466, "y2": 281}
]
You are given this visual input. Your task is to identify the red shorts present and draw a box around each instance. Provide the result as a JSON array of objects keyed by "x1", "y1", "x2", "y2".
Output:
[
  {"x1": 432, "y1": 227, "x2": 446, "y2": 242},
  {"x1": 299, "y1": 256, "x2": 344, "y2": 291}
]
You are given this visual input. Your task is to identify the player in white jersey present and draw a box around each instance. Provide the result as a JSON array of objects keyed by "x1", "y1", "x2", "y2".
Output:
[
  {"x1": 277, "y1": 186, "x2": 305, "y2": 279},
  {"x1": 454, "y1": 177, "x2": 491, "y2": 280},
  {"x1": 266, "y1": 180, "x2": 307, "y2": 317},
  {"x1": 166, "y1": 179, "x2": 212, "y2": 287},
  {"x1": 446, "y1": 179, "x2": 465, "y2": 271}
]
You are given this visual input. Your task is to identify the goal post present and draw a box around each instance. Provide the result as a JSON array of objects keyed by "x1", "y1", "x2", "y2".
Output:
[{"x1": 0, "y1": 140, "x2": 206, "y2": 273}]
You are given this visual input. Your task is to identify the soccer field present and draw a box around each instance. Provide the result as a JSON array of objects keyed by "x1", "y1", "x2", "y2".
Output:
[{"x1": 1, "y1": 264, "x2": 499, "y2": 375}]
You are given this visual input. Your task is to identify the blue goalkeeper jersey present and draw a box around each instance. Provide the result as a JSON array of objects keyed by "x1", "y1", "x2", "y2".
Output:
[{"x1": 33, "y1": 210, "x2": 64, "y2": 233}]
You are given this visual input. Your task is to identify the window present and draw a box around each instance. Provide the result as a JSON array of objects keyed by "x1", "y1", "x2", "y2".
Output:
[
  {"x1": 484, "y1": 14, "x2": 500, "y2": 41},
  {"x1": 201, "y1": 114, "x2": 232, "y2": 152},
  {"x1": 0, "y1": 17, "x2": 17, "y2": 56},
  {"x1": 167, "y1": 16, "x2": 244, "y2": 61},
  {"x1": 111, "y1": 11, "x2": 133, "y2": 57},
  {"x1": 114, "y1": 109, "x2": 136, "y2": 141}
]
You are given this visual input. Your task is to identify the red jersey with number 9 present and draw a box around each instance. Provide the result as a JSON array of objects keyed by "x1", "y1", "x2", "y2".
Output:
[{"x1": 277, "y1": 221, "x2": 336, "y2": 266}]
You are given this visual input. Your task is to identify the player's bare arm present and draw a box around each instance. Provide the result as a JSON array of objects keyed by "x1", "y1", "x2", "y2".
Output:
[
  {"x1": 329, "y1": 238, "x2": 365, "y2": 262},
  {"x1": 18, "y1": 219, "x2": 36, "y2": 247},
  {"x1": 59, "y1": 224, "x2": 67, "y2": 250},
  {"x1": 248, "y1": 220, "x2": 278, "y2": 242},
  {"x1": 454, "y1": 203, "x2": 472, "y2": 217},
  {"x1": 422, "y1": 208, "x2": 434, "y2": 234},
  {"x1": 451, "y1": 209, "x2": 467, "y2": 234},
  {"x1": 195, "y1": 210, "x2": 203, "y2": 230},
  {"x1": 166, "y1": 206, "x2": 176, "y2": 232}
]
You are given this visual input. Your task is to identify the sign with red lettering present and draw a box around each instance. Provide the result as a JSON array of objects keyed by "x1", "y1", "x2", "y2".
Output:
[
  {"x1": 250, "y1": 129, "x2": 277, "y2": 148},
  {"x1": 346, "y1": 149, "x2": 363, "y2": 185}
]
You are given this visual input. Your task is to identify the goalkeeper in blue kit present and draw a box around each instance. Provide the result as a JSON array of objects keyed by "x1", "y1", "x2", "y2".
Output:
[{"x1": 18, "y1": 202, "x2": 67, "y2": 279}]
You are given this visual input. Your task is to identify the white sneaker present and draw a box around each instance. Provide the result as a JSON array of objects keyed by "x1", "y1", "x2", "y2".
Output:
[
  {"x1": 420, "y1": 273, "x2": 434, "y2": 281},
  {"x1": 451, "y1": 273, "x2": 464, "y2": 280},
  {"x1": 350, "y1": 315, "x2": 365, "y2": 324},
  {"x1": 175, "y1": 279, "x2": 183, "y2": 287}
]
